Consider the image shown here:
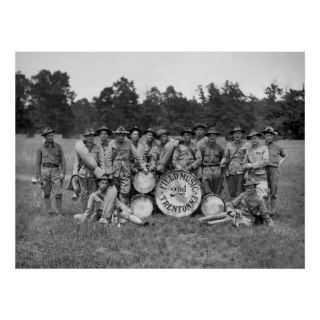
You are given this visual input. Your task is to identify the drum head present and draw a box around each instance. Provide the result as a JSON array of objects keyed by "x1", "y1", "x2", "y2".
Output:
[
  {"x1": 155, "y1": 170, "x2": 202, "y2": 217},
  {"x1": 201, "y1": 194, "x2": 225, "y2": 216},
  {"x1": 133, "y1": 171, "x2": 156, "y2": 194},
  {"x1": 130, "y1": 195, "x2": 153, "y2": 219}
]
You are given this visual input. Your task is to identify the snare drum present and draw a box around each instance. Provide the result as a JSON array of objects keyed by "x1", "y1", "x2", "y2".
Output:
[
  {"x1": 201, "y1": 194, "x2": 225, "y2": 216},
  {"x1": 155, "y1": 170, "x2": 202, "y2": 217},
  {"x1": 130, "y1": 194, "x2": 153, "y2": 219},
  {"x1": 133, "y1": 171, "x2": 156, "y2": 194}
]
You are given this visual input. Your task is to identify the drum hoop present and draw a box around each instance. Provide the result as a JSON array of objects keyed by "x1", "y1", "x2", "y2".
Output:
[
  {"x1": 130, "y1": 194, "x2": 152, "y2": 201},
  {"x1": 201, "y1": 193, "x2": 225, "y2": 204}
]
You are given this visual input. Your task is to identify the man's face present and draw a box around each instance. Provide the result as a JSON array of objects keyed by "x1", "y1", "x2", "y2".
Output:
[
  {"x1": 250, "y1": 135, "x2": 259, "y2": 146},
  {"x1": 85, "y1": 135, "x2": 94, "y2": 144},
  {"x1": 130, "y1": 130, "x2": 140, "y2": 142},
  {"x1": 146, "y1": 132, "x2": 154, "y2": 143},
  {"x1": 99, "y1": 130, "x2": 109, "y2": 142},
  {"x1": 246, "y1": 185, "x2": 255, "y2": 195},
  {"x1": 233, "y1": 131, "x2": 242, "y2": 141},
  {"x1": 265, "y1": 133, "x2": 274, "y2": 143},
  {"x1": 195, "y1": 127, "x2": 204, "y2": 137},
  {"x1": 208, "y1": 133, "x2": 217, "y2": 143},
  {"x1": 44, "y1": 133, "x2": 54, "y2": 143},
  {"x1": 160, "y1": 134, "x2": 168, "y2": 144},
  {"x1": 116, "y1": 133, "x2": 126, "y2": 143},
  {"x1": 183, "y1": 132, "x2": 192, "y2": 143},
  {"x1": 98, "y1": 180, "x2": 109, "y2": 191}
]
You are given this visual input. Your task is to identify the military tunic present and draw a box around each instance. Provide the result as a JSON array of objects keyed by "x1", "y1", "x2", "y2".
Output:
[
  {"x1": 149, "y1": 139, "x2": 176, "y2": 173},
  {"x1": 199, "y1": 141, "x2": 224, "y2": 195}
]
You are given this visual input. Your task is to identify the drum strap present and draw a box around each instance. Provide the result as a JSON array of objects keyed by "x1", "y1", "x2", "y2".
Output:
[{"x1": 185, "y1": 144, "x2": 196, "y2": 159}]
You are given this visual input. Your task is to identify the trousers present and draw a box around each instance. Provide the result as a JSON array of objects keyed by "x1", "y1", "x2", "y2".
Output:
[
  {"x1": 226, "y1": 174, "x2": 244, "y2": 198},
  {"x1": 202, "y1": 166, "x2": 224, "y2": 196},
  {"x1": 266, "y1": 166, "x2": 279, "y2": 199}
]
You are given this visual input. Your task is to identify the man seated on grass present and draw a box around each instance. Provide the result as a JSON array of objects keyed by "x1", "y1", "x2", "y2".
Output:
[
  {"x1": 74, "y1": 175, "x2": 150, "y2": 227},
  {"x1": 199, "y1": 178, "x2": 274, "y2": 227}
]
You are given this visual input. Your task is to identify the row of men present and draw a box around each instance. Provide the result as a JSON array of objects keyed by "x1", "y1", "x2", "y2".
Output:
[{"x1": 35, "y1": 123, "x2": 286, "y2": 221}]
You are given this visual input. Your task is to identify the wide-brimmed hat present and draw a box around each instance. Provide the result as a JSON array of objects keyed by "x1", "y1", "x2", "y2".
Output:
[
  {"x1": 243, "y1": 177, "x2": 259, "y2": 187},
  {"x1": 113, "y1": 125, "x2": 129, "y2": 135},
  {"x1": 180, "y1": 127, "x2": 194, "y2": 136},
  {"x1": 192, "y1": 123, "x2": 207, "y2": 131},
  {"x1": 128, "y1": 126, "x2": 142, "y2": 137},
  {"x1": 143, "y1": 127, "x2": 156, "y2": 136},
  {"x1": 96, "y1": 125, "x2": 112, "y2": 136},
  {"x1": 262, "y1": 126, "x2": 278, "y2": 135},
  {"x1": 205, "y1": 127, "x2": 220, "y2": 136},
  {"x1": 230, "y1": 125, "x2": 245, "y2": 134},
  {"x1": 156, "y1": 129, "x2": 170, "y2": 138},
  {"x1": 41, "y1": 127, "x2": 55, "y2": 136},
  {"x1": 83, "y1": 128, "x2": 96, "y2": 137},
  {"x1": 247, "y1": 129, "x2": 261, "y2": 140}
]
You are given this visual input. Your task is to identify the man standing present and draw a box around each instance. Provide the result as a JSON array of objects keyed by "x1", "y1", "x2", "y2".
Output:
[
  {"x1": 172, "y1": 127, "x2": 202, "y2": 177},
  {"x1": 262, "y1": 126, "x2": 287, "y2": 215},
  {"x1": 221, "y1": 125, "x2": 248, "y2": 199},
  {"x1": 105, "y1": 125, "x2": 148, "y2": 205},
  {"x1": 242, "y1": 129, "x2": 269, "y2": 199},
  {"x1": 142, "y1": 128, "x2": 157, "y2": 165},
  {"x1": 128, "y1": 126, "x2": 146, "y2": 174},
  {"x1": 73, "y1": 128, "x2": 105, "y2": 211},
  {"x1": 35, "y1": 127, "x2": 66, "y2": 215},
  {"x1": 199, "y1": 127, "x2": 224, "y2": 196},
  {"x1": 95, "y1": 125, "x2": 113, "y2": 156},
  {"x1": 149, "y1": 129, "x2": 178, "y2": 173},
  {"x1": 192, "y1": 123, "x2": 207, "y2": 144}
]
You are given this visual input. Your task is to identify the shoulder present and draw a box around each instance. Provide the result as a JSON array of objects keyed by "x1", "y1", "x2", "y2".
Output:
[{"x1": 54, "y1": 142, "x2": 63, "y2": 150}]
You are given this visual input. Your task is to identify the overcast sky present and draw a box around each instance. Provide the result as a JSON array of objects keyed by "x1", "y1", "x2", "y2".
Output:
[{"x1": 16, "y1": 52, "x2": 304, "y2": 101}]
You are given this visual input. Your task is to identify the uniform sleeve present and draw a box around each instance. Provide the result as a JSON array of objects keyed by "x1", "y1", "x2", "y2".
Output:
[
  {"x1": 221, "y1": 144, "x2": 230, "y2": 166},
  {"x1": 35, "y1": 147, "x2": 42, "y2": 178},
  {"x1": 105, "y1": 144, "x2": 113, "y2": 175},
  {"x1": 158, "y1": 141, "x2": 175, "y2": 171},
  {"x1": 191, "y1": 146, "x2": 202, "y2": 169},
  {"x1": 230, "y1": 192, "x2": 244, "y2": 208},
  {"x1": 130, "y1": 143, "x2": 146, "y2": 170},
  {"x1": 97, "y1": 145, "x2": 106, "y2": 171},
  {"x1": 59, "y1": 144, "x2": 66, "y2": 175},
  {"x1": 252, "y1": 146, "x2": 269, "y2": 169},
  {"x1": 219, "y1": 146, "x2": 224, "y2": 161},
  {"x1": 172, "y1": 146, "x2": 180, "y2": 169},
  {"x1": 72, "y1": 150, "x2": 80, "y2": 176},
  {"x1": 149, "y1": 145, "x2": 159, "y2": 170},
  {"x1": 279, "y1": 146, "x2": 286, "y2": 158}
]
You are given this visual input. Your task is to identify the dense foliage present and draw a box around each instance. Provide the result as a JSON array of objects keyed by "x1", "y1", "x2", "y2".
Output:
[{"x1": 15, "y1": 70, "x2": 305, "y2": 139}]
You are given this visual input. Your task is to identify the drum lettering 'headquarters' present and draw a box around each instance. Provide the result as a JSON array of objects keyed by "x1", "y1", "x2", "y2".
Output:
[{"x1": 35, "y1": 123, "x2": 286, "y2": 227}]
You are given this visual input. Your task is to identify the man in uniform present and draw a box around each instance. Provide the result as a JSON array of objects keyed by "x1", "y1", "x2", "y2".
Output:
[
  {"x1": 172, "y1": 127, "x2": 202, "y2": 177},
  {"x1": 105, "y1": 125, "x2": 149, "y2": 205},
  {"x1": 221, "y1": 125, "x2": 248, "y2": 199},
  {"x1": 199, "y1": 127, "x2": 224, "y2": 196},
  {"x1": 149, "y1": 129, "x2": 178, "y2": 173},
  {"x1": 199, "y1": 177, "x2": 274, "y2": 227},
  {"x1": 192, "y1": 123, "x2": 207, "y2": 144},
  {"x1": 95, "y1": 125, "x2": 113, "y2": 156},
  {"x1": 262, "y1": 126, "x2": 287, "y2": 215},
  {"x1": 74, "y1": 175, "x2": 150, "y2": 226},
  {"x1": 128, "y1": 126, "x2": 146, "y2": 174},
  {"x1": 142, "y1": 128, "x2": 157, "y2": 165},
  {"x1": 242, "y1": 129, "x2": 269, "y2": 199},
  {"x1": 73, "y1": 128, "x2": 105, "y2": 211},
  {"x1": 35, "y1": 127, "x2": 66, "y2": 215}
]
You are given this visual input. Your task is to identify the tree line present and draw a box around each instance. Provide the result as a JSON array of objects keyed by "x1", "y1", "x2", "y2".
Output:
[{"x1": 16, "y1": 70, "x2": 305, "y2": 139}]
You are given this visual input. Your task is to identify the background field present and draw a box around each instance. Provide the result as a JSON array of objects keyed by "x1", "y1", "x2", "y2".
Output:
[{"x1": 15, "y1": 134, "x2": 304, "y2": 268}]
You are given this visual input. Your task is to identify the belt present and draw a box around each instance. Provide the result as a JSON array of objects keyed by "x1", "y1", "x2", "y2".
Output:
[{"x1": 42, "y1": 163, "x2": 59, "y2": 168}]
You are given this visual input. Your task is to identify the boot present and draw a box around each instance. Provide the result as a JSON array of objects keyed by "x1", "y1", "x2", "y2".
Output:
[
  {"x1": 55, "y1": 196, "x2": 63, "y2": 215},
  {"x1": 44, "y1": 197, "x2": 52, "y2": 215},
  {"x1": 270, "y1": 198, "x2": 277, "y2": 215}
]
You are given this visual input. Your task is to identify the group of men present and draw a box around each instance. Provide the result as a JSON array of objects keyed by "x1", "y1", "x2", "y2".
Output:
[{"x1": 35, "y1": 122, "x2": 286, "y2": 227}]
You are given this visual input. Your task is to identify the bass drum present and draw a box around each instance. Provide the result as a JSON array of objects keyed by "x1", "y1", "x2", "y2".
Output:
[
  {"x1": 155, "y1": 170, "x2": 202, "y2": 217},
  {"x1": 201, "y1": 194, "x2": 225, "y2": 216},
  {"x1": 133, "y1": 171, "x2": 156, "y2": 194},
  {"x1": 130, "y1": 194, "x2": 153, "y2": 219}
]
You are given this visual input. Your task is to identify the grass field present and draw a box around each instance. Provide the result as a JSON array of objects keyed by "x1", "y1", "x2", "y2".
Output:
[{"x1": 15, "y1": 134, "x2": 304, "y2": 268}]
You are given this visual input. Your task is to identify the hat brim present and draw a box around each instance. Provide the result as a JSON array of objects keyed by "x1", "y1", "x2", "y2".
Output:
[
  {"x1": 262, "y1": 130, "x2": 278, "y2": 135},
  {"x1": 205, "y1": 132, "x2": 220, "y2": 136},
  {"x1": 180, "y1": 130, "x2": 194, "y2": 136},
  {"x1": 143, "y1": 129, "x2": 156, "y2": 135},
  {"x1": 96, "y1": 129, "x2": 112, "y2": 135},
  {"x1": 247, "y1": 134, "x2": 261, "y2": 140},
  {"x1": 230, "y1": 129, "x2": 245, "y2": 134},
  {"x1": 113, "y1": 131, "x2": 129, "y2": 135},
  {"x1": 244, "y1": 182, "x2": 259, "y2": 187},
  {"x1": 193, "y1": 125, "x2": 207, "y2": 131},
  {"x1": 41, "y1": 130, "x2": 55, "y2": 136}
]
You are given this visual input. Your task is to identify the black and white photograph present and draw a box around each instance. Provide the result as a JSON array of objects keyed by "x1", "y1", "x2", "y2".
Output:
[{"x1": 15, "y1": 52, "x2": 304, "y2": 268}]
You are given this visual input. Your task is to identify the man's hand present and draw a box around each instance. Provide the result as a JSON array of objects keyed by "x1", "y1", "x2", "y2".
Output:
[
  {"x1": 107, "y1": 173, "x2": 113, "y2": 180},
  {"x1": 143, "y1": 168, "x2": 149, "y2": 174},
  {"x1": 185, "y1": 166, "x2": 192, "y2": 171},
  {"x1": 73, "y1": 175, "x2": 79, "y2": 183},
  {"x1": 176, "y1": 165, "x2": 183, "y2": 170}
]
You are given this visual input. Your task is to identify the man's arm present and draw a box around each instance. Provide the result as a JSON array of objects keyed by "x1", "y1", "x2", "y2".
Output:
[
  {"x1": 157, "y1": 141, "x2": 175, "y2": 171},
  {"x1": 97, "y1": 145, "x2": 106, "y2": 171},
  {"x1": 220, "y1": 144, "x2": 230, "y2": 167},
  {"x1": 279, "y1": 146, "x2": 287, "y2": 166},
  {"x1": 105, "y1": 144, "x2": 114, "y2": 176},
  {"x1": 35, "y1": 147, "x2": 42, "y2": 179},
  {"x1": 190, "y1": 146, "x2": 202, "y2": 170},
  {"x1": 172, "y1": 146, "x2": 181, "y2": 170},
  {"x1": 59, "y1": 144, "x2": 66, "y2": 176},
  {"x1": 130, "y1": 143, "x2": 147, "y2": 170},
  {"x1": 72, "y1": 150, "x2": 80, "y2": 176}
]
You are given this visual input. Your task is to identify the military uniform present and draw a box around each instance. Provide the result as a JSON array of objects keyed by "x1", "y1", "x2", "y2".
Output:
[
  {"x1": 105, "y1": 126, "x2": 147, "y2": 205},
  {"x1": 149, "y1": 129, "x2": 176, "y2": 173},
  {"x1": 35, "y1": 127, "x2": 66, "y2": 214},
  {"x1": 73, "y1": 129, "x2": 105, "y2": 211},
  {"x1": 243, "y1": 130, "x2": 269, "y2": 198},
  {"x1": 172, "y1": 128, "x2": 202, "y2": 177},
  {"x1": 221, "y1": 125, "x2": 248, "y2": 198},
  {"x1": 263, "y1": 126, "x2": 287, "y2": 214},
  {"x1": 199, "y1": 128, "x2": 224, "y2": 196},
  {"x1": 96, "y1": 125, "x2": 113, "y2": 157}
]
